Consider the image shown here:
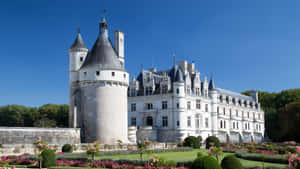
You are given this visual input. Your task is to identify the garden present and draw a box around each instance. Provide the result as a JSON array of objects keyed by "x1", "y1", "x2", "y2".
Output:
[{"x1": 1, "y1": 137, "x2": 300, "y2": 169}]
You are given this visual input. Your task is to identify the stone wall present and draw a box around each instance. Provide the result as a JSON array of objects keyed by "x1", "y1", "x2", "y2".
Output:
[{"x1": 0, "y1": 127, "x2": 80, "y2": 145}]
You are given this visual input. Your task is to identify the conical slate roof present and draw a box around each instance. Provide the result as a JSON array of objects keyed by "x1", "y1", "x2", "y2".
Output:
[
  {"x1": 80, "y1": 17, "x2": 123, "y2": 70},
  {"x1": 175, "y1": 68, "x2": 184, "y2": 82},
  {"x1": 70, "y1": 29, "x2": 87, "y2": 50},
  {"x1": 209, "y1": 74, "x2": 216, "y2": 90}
]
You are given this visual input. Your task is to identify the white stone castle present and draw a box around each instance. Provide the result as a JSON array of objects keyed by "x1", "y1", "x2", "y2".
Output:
[{"x1": 69, "y1": 17, "x2": 264, "y2": 144}]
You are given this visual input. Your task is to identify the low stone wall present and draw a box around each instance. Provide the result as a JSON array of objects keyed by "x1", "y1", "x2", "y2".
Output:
[
  {"x1": 0, "y1": 127, "x2": 80, "y2": 145},
  {"x1": 0, "y1": 142, "x2": 178, "y2": 156}
]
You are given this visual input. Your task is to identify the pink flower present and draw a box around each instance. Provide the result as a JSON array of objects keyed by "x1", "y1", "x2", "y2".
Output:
[{"x1": 296, "y1": 146, "x2": 300, "y2": 153}]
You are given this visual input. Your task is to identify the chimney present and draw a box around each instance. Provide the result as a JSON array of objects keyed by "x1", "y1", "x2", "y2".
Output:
[
  {"x1": 249, "y1": 90, "x2": 258, "y2": 103},
  {"x1": 114, "y1": 31, "x2": 125, "y2": 67},
  {"x1": 188, "y1": 62, "x2": 195, "y2": 73},
  {"x1": 178, "y1": 61, "x2": 188, "y2": 75}
]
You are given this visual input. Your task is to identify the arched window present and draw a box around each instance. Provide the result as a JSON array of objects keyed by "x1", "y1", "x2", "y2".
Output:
[{"x1": 146, "y1": 116, "x2": 153, "y2": 126}]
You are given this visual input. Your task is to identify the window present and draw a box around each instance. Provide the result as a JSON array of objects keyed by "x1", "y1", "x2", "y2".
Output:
[
  {"x1": 112, "y1": 72, "x2": 115, "y2": 76},
  {"x1": 245, "y1": 123, "x2": 247, "y2": 130},
  {"x1": 236, "y1": 110, "x2": 238, "y2": 117},
  {"x1": 233, "y1": 122, "x2": 235, "y2": 129},
  {"x1": 224, "y1": 120, "x2": 226, "y2": 129},
  {"x1": 187, "y1": 101, "x2": 191, "y2": 110},
  {"x1": 162, "y1": 116, "x2": 168, "y2": 127},
  {"x1": 195, "y1": 114, "x2": 200, "y2": 128},
  {"x1": 205, "y1": 104, "x2": 208, "y2": 112},
  {"x1": 176, "y1": 88, "x2": 180, "y2": 94},
  {"x1": 177, "y1": 120, "x2": 180, "y2": 127},
  {"x1": 220, "y1": 120, "x2": 223, "y2": 128},
  {"x1": 258, "y1": 113, "x2": 261, "y2": 120},
  {"x1": 145, "y1": 87, "x2": 153, "y2": 95},
  {"x1": 131, "y1": 103, "x2": 136, "y2": 112},
  {"x1": 130, "y1": 89, "x2": 136, "y2": 96},
  {"x1": 162, "y1": 85, "x2": 168, "y2": 94},
  {"x1": 96, "y1": 71, "x2": 100, "y2": 76},
  {"x1": 124, "y1": 74, "x2": 126, "y2": 78},
  {"x1": 146, "y1": 116, "x2": 153, "y2": 126},
  {"x1": 223, "y1": 108, "x2": 226, "y2": 115},
  {"x1": 229, "y1": 108, "x2": 232, "y2": 117},
  {"x1": 195, "y1": 88, "x2": 200, "y2": 96},
  {"x1": 131, "y1": 117, "x2": 136, "y2": 126},
  {"x1": 187, "y1": 116, "x2": 191, "y2": 127},
  {"x1": 80, "y1": 57, "x2": 83, "y2": 62},
  {"x1": 146, "y1": 103, "x2": 153, "y2": 110},
  {"x1": 186, "y1": 86, "x2": 191, "y2": 95},
  {"x1": 205, "y1": 118, "x2": 209, "y2": 128},
  {"x1": 84, "y1": 72, "x2": 87, "y2": 75},
  {"x1": 217, "y1": 107, "x2": 219, "y2": 114},
  {"x1": 162, "y1": 101, "x2": 168, "y2": 109},
  {"x1": 247, "y1": 112, "x2": 250, "y2": 118},
  {"x1": 248, "y1": 123, "x2": 250, "y2": 130},
  {"x1": 196, "y1": 100, "x2": 201, "y2": 109},
  {"x1": 237, "y1": 122, "x2": 239, "y2": 129}
]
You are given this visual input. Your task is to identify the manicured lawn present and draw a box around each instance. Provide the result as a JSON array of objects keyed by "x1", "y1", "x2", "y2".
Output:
[
  {"x1": 51, "y1": 167, "x2": 106, "y2": 169},
  {"x1": 94, "y1": 149, "x2": 288, "y2": 168}
]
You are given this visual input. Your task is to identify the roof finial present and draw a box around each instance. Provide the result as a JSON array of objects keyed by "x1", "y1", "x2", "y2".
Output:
[
  {"x1": 101, "y1": 9, "x2": 107, "y2": 23},
  {"x1": 173, "y1": 53, "x2": 176, "y2": 66},
  {"x1": 78, "y1": 26, "x2": 80, "y2": 34}
]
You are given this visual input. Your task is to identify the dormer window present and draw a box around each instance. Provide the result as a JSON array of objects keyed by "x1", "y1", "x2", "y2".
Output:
[
  {"x1": 145, "y1": 87, "x2": 153, "y2": 96},
  {"x1": 80, "y1": 57, "x2": 83, "y2": 62},
  {"x1": 96, "y1": 71, "x2": 100, "y2": 76},
  {"x1": 84, "y1": 72, "x2": 87, "y2": 75},
  {"x1": 112, "y1": 72, "x2": 115, "y2": 76},
  {"x1": 176, "y1": 88, "x2": 180, "y2": 94},
  {"x1": 124, "y1": 74, "x2": 126, "y2": 78}
]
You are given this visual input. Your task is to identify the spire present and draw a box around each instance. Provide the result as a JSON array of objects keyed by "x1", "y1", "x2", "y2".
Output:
[
  {"x1": 100, "y1": 10, "x2": 108, "y2": 34},
  {"x1": 69, "y1": 27, "x2": 87, "y2": 50},
  {"x1": 209, "y1": 73, "x2": 216, "y2": 90}
]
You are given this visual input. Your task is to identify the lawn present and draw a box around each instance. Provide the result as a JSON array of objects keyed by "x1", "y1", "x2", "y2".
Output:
[
  {"x1": 51, "y1": 167, "x2": 106, "y2": 169},
  {"x1": 94, "y1": 149, "x2": 288, "y2": 168}
]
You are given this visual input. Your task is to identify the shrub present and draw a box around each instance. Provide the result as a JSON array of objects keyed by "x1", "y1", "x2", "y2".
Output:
[
  {"x1": 191, "y1": 156, "x2": 221, "y2": 169},
  {"x1": 0, "y1": 143, "x2": 3, "y2": 148},
  {"x1": 287, "y1": 146, "x2": 296, "y2": 153},
  {"x1": 197, "y1": 152, "x2": 204, "y2": 158},
  {"x1": 183, "y1": 136, "x2": 201, "y2": 149},
  {"x1": 62, "y1": 144, "x2": 73, "y2": 153},
  {"x1": 221, "y1": 155, "x2": 243, "y2": 169},
  {"x1": 41, "y1": 149, "x2": 56, "y2": 168},
  {"x1": 278, "y1": 146, "x2": 287, "y2": 154},
  {"x1": 205, "y1": 136, "x2": 220, "y2": 149},
  {"x1": 235, "y1": 152, "x2": 288, "y2": 164}
]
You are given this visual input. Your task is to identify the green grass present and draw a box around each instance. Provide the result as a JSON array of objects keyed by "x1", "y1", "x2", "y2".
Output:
[
  {"x1": 50, "y1": 167, "x2": 106, "y2": 169},
  {"x1": 94, "y1": 149, "x2": 288, "y2": 168}
]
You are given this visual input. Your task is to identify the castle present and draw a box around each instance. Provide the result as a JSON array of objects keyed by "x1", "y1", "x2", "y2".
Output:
[{"x1": 69, "y1": 17, "x2": 264, "y2": 144}]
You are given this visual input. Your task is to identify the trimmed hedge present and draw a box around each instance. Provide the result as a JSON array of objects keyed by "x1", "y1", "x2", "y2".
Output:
[
  {"x1": 221, "y1": 155, "x2": 243, "y2": 169},
  {"x1": 62, "y1": 144, "x2": 73, "y2": 153},
  {"x1": 183, "y1": 136, "x2": 201, "y2": 148},
  {"x1": 41, "y1": 149, "x2": 56, "y2": 168},
  {"x1": 205, "y1": 136, "x2": 220, "y2": 149},
  {"x1": 235, "y1": 152, "x2": 288, "y2": 164},
  {"x1": 191, "y1": 156, "x2": 221, "y2": 169}
]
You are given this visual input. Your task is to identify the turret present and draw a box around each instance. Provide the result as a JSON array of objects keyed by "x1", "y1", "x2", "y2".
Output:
[
  {"x1": 208, "y1": 74, "x2": 218, "y2": 136},
  {"x1": 69, "y1": 28, "x2": 88, "y2": 83}
]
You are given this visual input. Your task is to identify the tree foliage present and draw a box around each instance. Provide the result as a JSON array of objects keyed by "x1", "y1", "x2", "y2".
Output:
[
  {"x1": 0, "y1": 104, "x2": 68, "y2": 127},
  {"x1": 243, "y1": 88, "x2": 300, "y2": 142}
]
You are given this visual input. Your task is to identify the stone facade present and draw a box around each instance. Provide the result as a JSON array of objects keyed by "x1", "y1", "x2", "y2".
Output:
[
  {"x1": 0, "y1": 127, "x2": 80, "y2": 145},
  {"x1": 128, "y1": 61, "x2": 264, "y2": 143}
]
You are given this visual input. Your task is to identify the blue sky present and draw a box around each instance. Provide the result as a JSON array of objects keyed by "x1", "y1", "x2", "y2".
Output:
[{"x1": 0, "y1": 0, "x2": 299, "y2": 106}]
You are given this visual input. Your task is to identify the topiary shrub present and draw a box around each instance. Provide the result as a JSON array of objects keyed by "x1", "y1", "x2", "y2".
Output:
[
  {"x1": 205, "y1": 136, "x2": 220, "y2": 149},
  {"x1": 183, "y1": 136, "x2": 201, "y2": 149},
  {"x1": 191, "y1": 156, "x2": 222, "y2": 169},
  {"x1": 41, "y1": 149, "x2": 56, "y2": 168},
  {"x1": 62, "y1": 144, "x2": 73, "y2": 153},
  {"x1": 197, "y1": 152, "x2": 204, "y2": 158},
  {"x1": 221, "y1": 155, "x2": 243, "y2": 169}
]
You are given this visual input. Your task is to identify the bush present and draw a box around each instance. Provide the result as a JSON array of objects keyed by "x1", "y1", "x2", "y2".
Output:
[
  {"x1": 221, "y1": 155, "x2": 243, "y2": 169},
  {"x1": 191, "y1": 156, "x2": 221, "y2": 169},
  {"x1": 62, "y1": 144, "x2": 73, "y2": 153},
  {"x1": 183, "y1": 136, "x2": 201, "y2": 148},
  {"x1": 205, "y1": 136, "x2": 220, "y2": 149},
  {"x1": 278, "y1": 146, "x2": 287, "y2": 154},
  {"x1": 197, "y1": 152, "x2": 204, "y2": 158},
  {"x1": 287, "y1": 146, "x2": 296, "y2": 153},
  {"x1": 41, "y1": 149, "x2": 56, "y2": 168}
]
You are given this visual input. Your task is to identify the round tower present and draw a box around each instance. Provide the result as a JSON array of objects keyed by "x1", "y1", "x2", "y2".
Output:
[
  {"x1": 69, "y1": 28, "x2": 88, "y2": 128},
  {"x1": 78, "y1": 17, "x2": 129, "y2": 143},
  {"x1": 208, "y1": 74, "x2": 218, "y2": 136}
]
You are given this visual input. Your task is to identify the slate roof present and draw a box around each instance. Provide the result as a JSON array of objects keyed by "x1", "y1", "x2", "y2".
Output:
[
  {"x1": 216, "y1": 88, "x2": 254, "y2": 101},
  {"x1": 80, "y1": 17, "x2": 123, "y2": 70},
  {"x1": 70, "y1": 30, "x2": 87, "y2": 50}
]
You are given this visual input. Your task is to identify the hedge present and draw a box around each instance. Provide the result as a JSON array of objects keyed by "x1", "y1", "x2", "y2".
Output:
[{"x1": 235, "y1": 152, "x2": 288, "y2": 164}]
